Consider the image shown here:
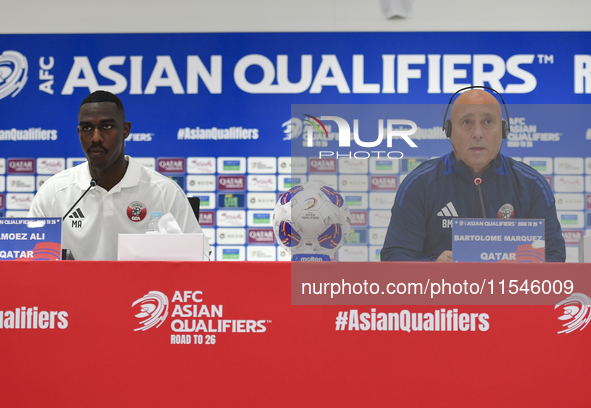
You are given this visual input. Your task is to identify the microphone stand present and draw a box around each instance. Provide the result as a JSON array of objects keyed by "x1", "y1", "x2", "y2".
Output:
[
  {"x1": 474, "y1": 177, "x2": 486, "y2": 218},
  {"x1": 61, "y1": 177, "x2": 99, "y2": 260},
  {"x1": 63, "y1": 178, "x2": 99, "y2": 221}
]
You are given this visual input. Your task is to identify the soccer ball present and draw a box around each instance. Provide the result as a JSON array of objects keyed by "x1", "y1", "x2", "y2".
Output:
[{"x1": 273, "y1": 182, "x2": 351, "y2": 256}]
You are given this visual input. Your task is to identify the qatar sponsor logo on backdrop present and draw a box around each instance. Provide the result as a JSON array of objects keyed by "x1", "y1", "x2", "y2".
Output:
[{"x1": 157, "y1": 158, "x2": 185, "y2": 173}]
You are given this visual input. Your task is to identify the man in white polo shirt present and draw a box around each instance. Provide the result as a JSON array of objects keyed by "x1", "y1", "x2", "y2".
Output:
[{"x1": 28, "y1": 90, "x2": 209, "y2": 260}]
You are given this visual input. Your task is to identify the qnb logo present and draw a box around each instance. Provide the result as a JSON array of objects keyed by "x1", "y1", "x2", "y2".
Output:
[
  {"x1": 555, "y1": 293, "x2": 591, "y2": 334},
  {"x1": 132, "y1": 291, "x2": 169, "y2": 331},
  {"x1": 0, "y1": 50, "x2": 28, "y2": 100}
]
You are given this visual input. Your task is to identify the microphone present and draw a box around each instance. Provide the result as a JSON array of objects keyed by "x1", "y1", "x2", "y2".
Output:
[
  {"x1": 474, "y1": 177, "x2": 486, "y2": 218},
  {"x1": 62, "y1": 178, "x2": 99, "y2": 220}
]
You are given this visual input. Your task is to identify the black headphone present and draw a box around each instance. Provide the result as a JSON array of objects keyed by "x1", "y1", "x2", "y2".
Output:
[{"x1": 442, "y1": 85, "x2": 510, "y2": 139}]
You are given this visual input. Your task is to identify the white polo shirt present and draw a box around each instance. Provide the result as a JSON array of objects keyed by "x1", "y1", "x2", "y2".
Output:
[{"x1": 28, "y1": 156, "x2": 210, "y2": 261}]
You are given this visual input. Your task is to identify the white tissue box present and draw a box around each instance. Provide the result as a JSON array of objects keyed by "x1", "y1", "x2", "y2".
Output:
[{"x1": 117, "y1": 233, "x2": 205, "y2": 261}]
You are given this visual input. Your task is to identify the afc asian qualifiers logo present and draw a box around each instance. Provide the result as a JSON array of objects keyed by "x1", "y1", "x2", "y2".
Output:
[
  {"x1": 0, "y1": 50, "x2": 28, "y2": 100},
  {"x1": 555, "y1": 293, "x2": 591, "y2": 334},
  {"x1": 132, "y1": 291, "x2": 169, "y2": 331},
  {"x1": 304, "y1": 197, "x2": 318, "y2": 209},
  {"x1": 127, "y1": 201, "x2": 147, "y2": 222},
  {"x1": 282, "y1": 118, "x2": 303, "y2": 141}
]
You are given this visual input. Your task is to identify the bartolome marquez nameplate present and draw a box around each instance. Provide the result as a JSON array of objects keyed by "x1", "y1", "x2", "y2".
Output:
[{"x1": 452, "y1": 219, "x2": 545, "y2": 263}]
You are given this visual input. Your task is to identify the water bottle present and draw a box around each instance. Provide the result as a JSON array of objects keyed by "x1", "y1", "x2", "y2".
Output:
[{"x1": 146, "y1": 211, "x2": 162, "y2": 234}]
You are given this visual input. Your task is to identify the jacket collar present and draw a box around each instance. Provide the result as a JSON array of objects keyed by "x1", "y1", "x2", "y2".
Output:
[{"x1": 448, "y1": 152, "x2": 504, "y2": 182}]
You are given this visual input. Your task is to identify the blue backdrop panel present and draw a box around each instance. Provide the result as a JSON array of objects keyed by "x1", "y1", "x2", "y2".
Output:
[{"x1": 0, "y1": 32, "x2": 590, "y2": 261}]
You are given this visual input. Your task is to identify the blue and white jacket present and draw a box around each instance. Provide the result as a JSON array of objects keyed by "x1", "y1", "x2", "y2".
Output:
[{"x1": 380, "y1": 152, "x2": 566, "y2": 262}]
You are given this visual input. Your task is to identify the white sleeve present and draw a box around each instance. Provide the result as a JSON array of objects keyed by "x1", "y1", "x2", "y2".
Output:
[{"x1": 28, "y1": 181, "x2": 56, "y2": 218}]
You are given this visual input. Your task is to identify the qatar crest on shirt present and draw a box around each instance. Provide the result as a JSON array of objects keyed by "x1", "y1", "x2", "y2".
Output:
[
  {"x1": 127, "y1": 201, "x2": 147, "y2": 222},
  {"x1": 497, "y1": 203, "x2": 515, "y2": 219}
]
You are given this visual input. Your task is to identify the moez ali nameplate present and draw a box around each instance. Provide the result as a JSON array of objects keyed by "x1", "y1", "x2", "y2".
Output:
[
  {"x1": 0, "y1": 218, "x2": 62, "y2": 261},
  {"x1": 452, "y1": 219, "x2": 545, "y2": 263}
]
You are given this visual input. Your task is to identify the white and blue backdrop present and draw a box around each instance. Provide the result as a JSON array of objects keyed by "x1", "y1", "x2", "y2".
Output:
[{"x1": 0, "y1": 32, "x2": 590, "y2": 261}]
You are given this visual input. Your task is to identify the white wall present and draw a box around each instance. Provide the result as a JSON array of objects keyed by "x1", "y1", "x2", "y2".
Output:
[{"x1": 1, "y1": 0, "x2": 590, "y2": 33}]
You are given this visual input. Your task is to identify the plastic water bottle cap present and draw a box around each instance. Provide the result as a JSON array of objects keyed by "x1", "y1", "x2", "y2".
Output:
[{"x1": 150, "y1": 211, "x2": 162, "y2": 217}]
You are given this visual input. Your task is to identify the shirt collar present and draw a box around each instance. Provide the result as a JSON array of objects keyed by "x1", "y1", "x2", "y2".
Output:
[
  {"x1": 78, "y1": 162, "x2": 93, "y2": 190},
  {"x1": 119, "y1": 156, "x2": 141, "y2": 189},
  {"x1": 79, "y1": 156, "x2": 140, "y2": 193}
]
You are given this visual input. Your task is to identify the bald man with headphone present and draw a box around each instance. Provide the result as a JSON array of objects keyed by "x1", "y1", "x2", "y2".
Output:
[{"x1": 381, "y1": 87, "x2": 565, "y2": 262}]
